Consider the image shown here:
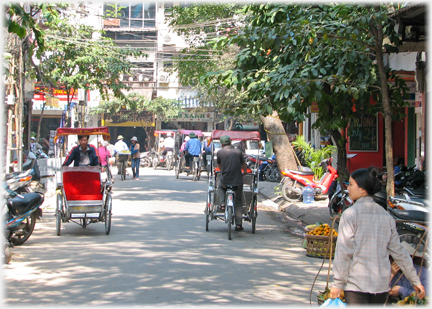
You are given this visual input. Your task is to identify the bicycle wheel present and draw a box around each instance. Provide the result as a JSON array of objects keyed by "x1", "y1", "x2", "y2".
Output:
[
  {"x1": 227, "y1": 207, "x2": 233, "y2": 240},
  {"x1": 56, "y1": 194, "x2": 62, "y2": 236},
  {"x1": 105, "y1": 193, "x2": 112, "y2": 235},
  {"x1": 192, "y1": 163, "x2": 197, "y2": 181},
  {"x1": 121, "y1": 161, "x2": 126, "y2": 181},
  {"x1": 281, "y1": 179, "x2": 303, "y2": 202},
  {"x1": 398, "y1": 229, "x2": 428, "y2": 259}
]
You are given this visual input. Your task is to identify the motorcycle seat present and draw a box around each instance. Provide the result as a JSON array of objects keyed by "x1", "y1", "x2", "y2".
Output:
[
  {"x1": 388, "y1": 208, "x2": 427, "y2": 222},
  {"x1": 287, "y1": 169, "x2": 315, "y2": 176},
  {"x1": 7, "y1": 192, "x2": 44, "y2": 216}
]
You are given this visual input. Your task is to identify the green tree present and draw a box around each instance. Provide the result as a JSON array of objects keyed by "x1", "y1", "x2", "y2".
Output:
[
  {"x1": 39, "y1": 16, "x2": 144, "y2": 125},
  {"x1": 90, "y1": 92, "x2": 182, "y2": 142},
  {"x1": 211, "y1": 3, "x2": 409, "y2": 194}
]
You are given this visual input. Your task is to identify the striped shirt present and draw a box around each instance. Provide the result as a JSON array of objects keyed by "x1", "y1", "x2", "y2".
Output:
[{"x1": 332, "y1": 196, "x2": 421, "y2": 293}]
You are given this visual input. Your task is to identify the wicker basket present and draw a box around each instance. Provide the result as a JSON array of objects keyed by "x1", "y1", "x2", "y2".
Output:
[
  {"x1": 117, "y1": 153, "x2": 131, "y2": 162},
  {"x1": 305, "y1": 234, "x2": 337, "y2": 259}
]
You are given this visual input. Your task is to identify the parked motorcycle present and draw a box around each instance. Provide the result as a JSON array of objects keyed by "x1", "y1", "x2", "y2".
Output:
[
  {"x1": 3, "y1": 182, "x2": 44, "y2": 247},
  {"x1": 139, "y1": 151, "x2": 153, "y2": 168},
  {"x1": 280, "y1": 158, "x2": 337, "y2": 202}
]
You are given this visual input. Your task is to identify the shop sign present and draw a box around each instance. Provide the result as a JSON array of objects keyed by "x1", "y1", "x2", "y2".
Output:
[
  {"x1": 167, "y1": 112, "x2": 214, "y2": 122},
  {"x1": 102, "y1": 110, "x2": 155, "y2": 127},
  {"x1": 311, "y1": 102, "x2": 319, "y2": 113}
]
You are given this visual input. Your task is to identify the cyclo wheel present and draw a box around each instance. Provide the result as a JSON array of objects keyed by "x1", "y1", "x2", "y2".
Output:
[
  {"x1": 167, "y1": 156, "x2": 172, "y2": 171},
  {"x1": 121, "y1": 161, "x2": 126, "y2": 181},
  {"x1": 56, "y1": 193, "x2": 63, "y2": 236},
  {"x1": 192, "y1": 163, "x2": 197, "y2": 181},
  {"x1": 175, "y1": 161, "x2": 180, "y2": 179},
  {"x1": 227, "y1": 207, "x2": 233, "y2": 240},
  {"x1": 251, "y1": 196, "x2": 257, "y2": 234},
  {"x1": 105, "y1": 193, "x2": 112, "y2": 235}
]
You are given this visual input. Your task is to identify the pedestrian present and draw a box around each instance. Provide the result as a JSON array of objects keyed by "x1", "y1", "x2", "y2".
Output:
[
  {"x1": 98, "y1": 141, "x2": 112, "y2": 181},
  {"x1": 63, "y1": 135, "x2": 99, "y2": 167},
  {"x1": 216, "y1": 135, "x2": 247, "y2": 231},
  {"x1": 329, "y1": 167, "x2": 426, "y2": 305},
  {"x1": 184, "y1": 132, "x2": 201, "y2": 167},
  {"x1": 130, "y1": 136, "x2": 140, "y2": 180},
  {"x1": 114, "y1": 135, "x2": 129, "y2": 175}
]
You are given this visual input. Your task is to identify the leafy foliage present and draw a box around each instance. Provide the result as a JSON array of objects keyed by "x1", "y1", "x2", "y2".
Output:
[
  {"x1": 292, "y1": 135, "x2": 335, "y2": 180},
  {"x1": 90, "y1": 92, "x2": 182, "y2": 120},
  {"x1": 39, "y1": 13, "x2": 145, "y2": 108}
]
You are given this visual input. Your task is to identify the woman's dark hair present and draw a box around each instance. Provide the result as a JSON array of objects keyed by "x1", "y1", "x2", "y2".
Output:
[{"x1": 350, "y1": 167, "x2": 382, "y2": 195}]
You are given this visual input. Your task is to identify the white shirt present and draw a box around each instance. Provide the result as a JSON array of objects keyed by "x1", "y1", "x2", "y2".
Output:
[
  {"x1": 164, "y1": 137, "x2": 175, "y2": 148},
  {"x1": 114, "y1": 140, "x2": 128, "y2": 153}
]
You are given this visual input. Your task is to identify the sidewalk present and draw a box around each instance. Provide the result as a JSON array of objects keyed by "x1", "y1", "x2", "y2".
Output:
[{"x1": 258, "y1": 180, "x2": 333, "y2": 227}]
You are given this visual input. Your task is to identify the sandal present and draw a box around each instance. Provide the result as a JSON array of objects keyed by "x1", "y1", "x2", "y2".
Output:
[
  {"x1": 235, "y1": 225, "x2": 244, "y2": 231},
  {"x1": 219, "y1": 205, "x2": 225, "y2": 212}
]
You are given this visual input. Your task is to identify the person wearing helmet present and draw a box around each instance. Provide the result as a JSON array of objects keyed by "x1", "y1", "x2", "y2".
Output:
[{"x1": 29, "y1": 137, "x2": 42, "y2": 153}]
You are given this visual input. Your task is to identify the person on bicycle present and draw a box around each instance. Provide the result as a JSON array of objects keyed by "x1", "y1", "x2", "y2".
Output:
[
  {"x1": 216, "y1": 135, "x2": 247, "y2": 231},
  {"x1": 114, "y1": 135, "x2": 128, "y2": 174},
  {"x1": 63, "y1": 135, "x2": 99, "y2": 167},
  {"x1": 184, "y1": 132, "x2": 201, "y2": 167}
]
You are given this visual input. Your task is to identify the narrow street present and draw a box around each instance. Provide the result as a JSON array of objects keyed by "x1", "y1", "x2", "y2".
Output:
[{"x1": 4, "y1": 167, "x2": 331, "y2": 306}]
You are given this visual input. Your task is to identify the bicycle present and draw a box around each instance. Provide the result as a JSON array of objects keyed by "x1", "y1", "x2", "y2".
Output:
[{"x1": 117, "y1": 152, "x2": 130, "y2": 181}]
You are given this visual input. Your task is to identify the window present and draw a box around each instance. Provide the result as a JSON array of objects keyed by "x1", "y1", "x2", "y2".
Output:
[{"x1": 103, "y1": 1, "x2": 156, "y2": 28}]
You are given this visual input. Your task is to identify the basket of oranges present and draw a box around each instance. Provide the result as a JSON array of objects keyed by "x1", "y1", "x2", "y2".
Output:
[{"x1": 305, "y1": 223, "x2": 338, "y2": 259}]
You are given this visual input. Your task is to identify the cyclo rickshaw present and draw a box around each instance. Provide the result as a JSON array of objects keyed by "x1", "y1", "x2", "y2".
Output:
[
  {"x1": 151, "y1": 130, "x2": 176, "y2": 171},
  {"x1": 205, "y1": 130, "x2": 261, "y2": 240},
  {"x1": 54, "y1": 127, "x2": 113, "y2": 236},
  {"x1": 175, "y1": 129, "x2": 204, "y2": 181}
]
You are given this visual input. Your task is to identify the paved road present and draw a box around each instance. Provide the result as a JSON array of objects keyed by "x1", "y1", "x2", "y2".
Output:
[{"x1": 4, "y1": 167, "x2": 331, "y2": 306}]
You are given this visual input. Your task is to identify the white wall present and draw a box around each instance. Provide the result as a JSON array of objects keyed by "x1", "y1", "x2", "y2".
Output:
[{"x1": 388, "y1": 52, "x2": 417, "y2": 71}]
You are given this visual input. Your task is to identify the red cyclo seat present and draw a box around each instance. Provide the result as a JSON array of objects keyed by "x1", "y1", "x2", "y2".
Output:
[{"x1": 62, "y1": 166, "x2": 103, "y2": 201}]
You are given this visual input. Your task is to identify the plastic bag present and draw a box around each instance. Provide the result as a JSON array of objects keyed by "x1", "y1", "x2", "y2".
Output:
[{"x1": 320, "y1": 298, "x2": 346, "y2": 307}]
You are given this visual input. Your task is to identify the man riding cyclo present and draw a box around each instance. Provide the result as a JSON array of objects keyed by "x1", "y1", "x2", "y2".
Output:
[
  {"x1": 63, "y1": 135, "x2": 99, "y2": 167},
  {"x1": 184, "y1": 132, "x2": 202, "y2": 168},
  {"x1": 216, "y1": 135, "x2": 247, "y2": 231}
]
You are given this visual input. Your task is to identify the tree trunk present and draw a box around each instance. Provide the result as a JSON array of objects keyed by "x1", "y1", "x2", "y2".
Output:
[
  {"x1": 373, "y1": 10, "x2": 394, "y2": 197},
  {"x1": 261, "y1": 111, "x2": 298, "y2": 172},
  {"x1": 330, "y1": 128, "x2": 349, "y2": 183}
]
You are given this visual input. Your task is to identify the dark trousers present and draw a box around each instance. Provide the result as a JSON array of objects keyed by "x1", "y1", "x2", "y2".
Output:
[
  {"x1": 344, "y1": 291, "x2": 388, "y2": 305},
  {"x1": 217, "y1": 184, "x2": 243, "y2": 226},
  {"x1": 184, "y1": 153, "x2": 198, "y2": 167}
]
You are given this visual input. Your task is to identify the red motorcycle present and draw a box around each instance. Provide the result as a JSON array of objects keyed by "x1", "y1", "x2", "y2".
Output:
[{"x1": 280, "y1": 158, "x2": 338, "y2": 202}]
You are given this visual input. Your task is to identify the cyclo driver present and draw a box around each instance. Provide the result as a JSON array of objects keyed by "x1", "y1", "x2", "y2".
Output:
[
  {"x1": 216, "y1": 135, "x2": 247, "y2": 231},
  {"x1": 184, "y1": 132, "x2": 201, "y2": 167}
]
